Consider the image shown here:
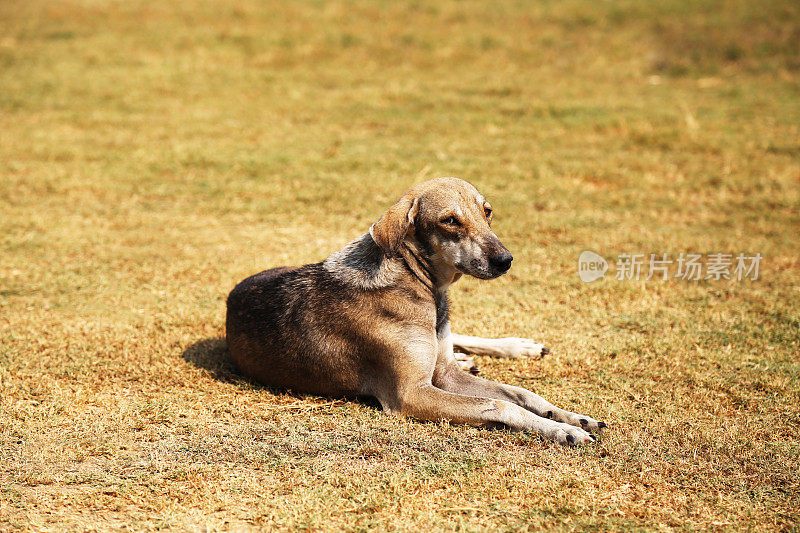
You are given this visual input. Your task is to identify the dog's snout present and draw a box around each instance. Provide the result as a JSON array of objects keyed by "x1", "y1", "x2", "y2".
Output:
[{"x1": 489, "y1": 251, "x2": 513, "y2": 273}]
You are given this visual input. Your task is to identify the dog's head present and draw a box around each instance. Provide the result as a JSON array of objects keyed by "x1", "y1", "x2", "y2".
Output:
[{"x1": 370, "y1": 177, "x2": 512, "y2": 281}]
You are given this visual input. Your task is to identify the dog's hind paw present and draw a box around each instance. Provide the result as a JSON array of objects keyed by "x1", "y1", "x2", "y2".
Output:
[
  {"x1": 566, "y1": 413, "x2": 607, "y2": 434},
  {"x1": 453, "y1": 352, "x2": 479, "y2": 374},
  {"x1": 555, "y1": 426, "x2": 596, "y2": 446}
]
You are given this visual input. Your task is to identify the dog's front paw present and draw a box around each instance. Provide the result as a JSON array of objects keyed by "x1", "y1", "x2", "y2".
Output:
[{"x1": 499, "y1": 337, "x2": 549, "y2": 359}]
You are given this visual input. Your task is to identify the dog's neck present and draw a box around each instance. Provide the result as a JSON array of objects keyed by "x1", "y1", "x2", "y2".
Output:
[
  {"x1": 397, "y1": 241, "x2": 436, "y2": 293},
  {"x1": 398, "y1": 240, "x2": 462, "y2": 296},
  {"x1": 395, "y1": 241, "x2": 454, "y2": 337}
]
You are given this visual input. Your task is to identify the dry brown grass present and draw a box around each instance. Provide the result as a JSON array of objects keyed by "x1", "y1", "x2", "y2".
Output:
[{"x1": 1, "y1": 0, "x2": 799, "y2": 530}]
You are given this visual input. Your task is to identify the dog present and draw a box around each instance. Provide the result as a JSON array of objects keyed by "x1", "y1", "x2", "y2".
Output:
[{"x1": 226, "y1": 177, "x2": 605, "y2": 445}]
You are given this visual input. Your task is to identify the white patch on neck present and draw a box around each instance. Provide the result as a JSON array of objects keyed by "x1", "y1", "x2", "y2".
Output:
[{"x1": 323, "y1": 233, "x2": 400, "y2": 290}]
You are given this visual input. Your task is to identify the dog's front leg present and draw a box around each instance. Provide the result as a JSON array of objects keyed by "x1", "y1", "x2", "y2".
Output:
[
  {"x1": 398, "y1": 384, "x2": 595, "y2": 445},
  {"x1": 451, "y1": 333, "x2": 549, "y2": 359}
]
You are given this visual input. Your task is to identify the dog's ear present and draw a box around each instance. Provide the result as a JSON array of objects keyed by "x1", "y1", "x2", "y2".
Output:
[{"x1": 369, "y1": 196, "x2": 420, "y2": 256}]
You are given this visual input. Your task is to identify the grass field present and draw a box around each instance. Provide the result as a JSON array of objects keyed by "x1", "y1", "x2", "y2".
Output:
[{"x1": 2, "y1": 0, "x2": 799, "y2": 530}]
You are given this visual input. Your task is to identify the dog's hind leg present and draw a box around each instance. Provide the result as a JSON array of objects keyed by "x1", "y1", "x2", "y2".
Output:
[
  {"x1": 398, "y1": 384, "x2": 594, "y2": 445},
  {"x1": 451, "y1": 333, "x2": 549, "y2": 359},
  {"x1": 432, "y1": 362, "x2": 606, "y2": 434}
]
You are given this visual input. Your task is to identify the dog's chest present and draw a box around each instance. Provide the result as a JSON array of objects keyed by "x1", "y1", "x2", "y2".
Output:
[{"x1": 435, "y1": 292, "x2": 449, "y2": 336}]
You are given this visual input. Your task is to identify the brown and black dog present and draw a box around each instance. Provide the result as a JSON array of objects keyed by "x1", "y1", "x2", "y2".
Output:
[{"x1": 226, "y1": 177, "x2": 604, "y2": 444}]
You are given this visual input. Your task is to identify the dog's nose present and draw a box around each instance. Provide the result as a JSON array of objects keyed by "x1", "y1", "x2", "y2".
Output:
[{"x1": 489, "y1": 251, "x2": 513, "y2": 273}]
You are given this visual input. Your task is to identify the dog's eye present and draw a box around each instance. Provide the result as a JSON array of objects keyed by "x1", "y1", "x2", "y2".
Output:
[
  {"x1": 441, "y1": 216, "x2": 461, "y2": 226},
  {"x1": 484, "y1": 207, "x2": 492, "y2": 218}
]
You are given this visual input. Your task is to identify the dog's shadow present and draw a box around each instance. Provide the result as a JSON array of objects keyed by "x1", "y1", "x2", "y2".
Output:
[
  {"x1": 181, "y1": 337, "x2": 247, "y2": 386},
  {"x1": 181, "y1": 337, "x2": 383, "y2": 409}
]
